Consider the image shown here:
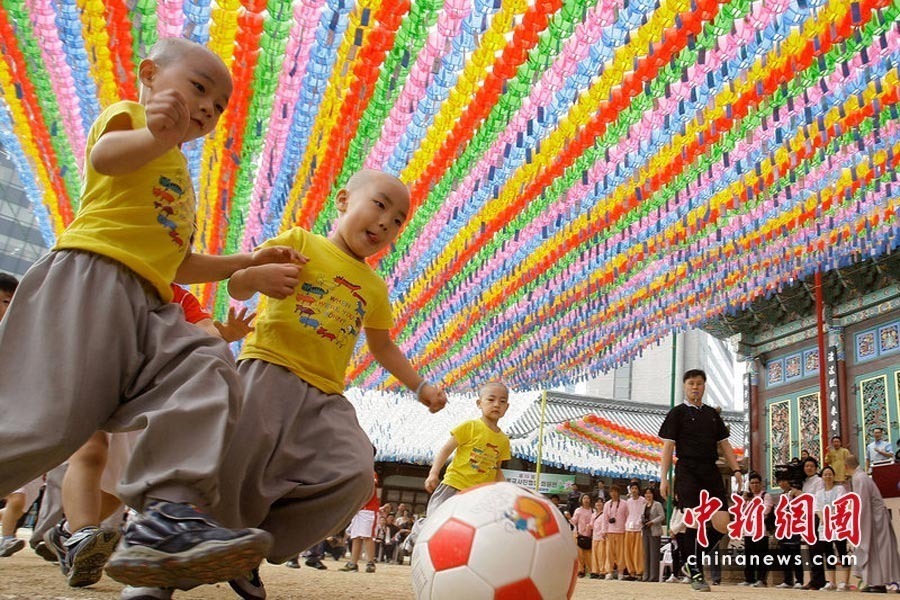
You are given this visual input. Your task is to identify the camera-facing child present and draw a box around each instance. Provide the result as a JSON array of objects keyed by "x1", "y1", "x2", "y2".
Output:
[
  {"x1": 209, "y1": 169, "x2": 448, "y2": 598},
  {"x1": 423, "y1": 381, "x2": 511, "y2": 513}
]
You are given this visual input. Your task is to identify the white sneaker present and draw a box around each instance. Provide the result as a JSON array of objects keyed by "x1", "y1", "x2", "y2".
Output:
[
  {"x1": 681, "y1": 576, "x2": 691, "y2": 584},
  {"x1": 794, "y1": 582, "x2": 804, "y2": 589},
  {"x1": 776, "y1": 582, "x2": 791, "y2": 589},
  {"x1": 605, "y1": 573, "x2": 615, "y2": 581},
  {"x1": 823, "y1": 582, "x2": 836, "y2": 591},
  {"x1": 666, "y1": 575, "x2": 679, "y2": 583},
  {"x1": 737, "y1": 581, "x2": 752, "y2": 586},
  {"x1": 752, "y1": 580, "x2": 768, "y2": 587},
  {"x1": 120, "y1": 587, "x2": 173, "y2": 600},
  {"x1": 837, "y1": 583, "x2": 848, "y2": 591}
]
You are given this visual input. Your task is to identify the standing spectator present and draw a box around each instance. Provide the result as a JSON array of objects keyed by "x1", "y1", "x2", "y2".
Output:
[
  {"x1": 641, "y1": 487, "x2": 664, "y2": 582},
  {"x1": 565, "y1": 482, "x2": 582, "y2": 517},
  {"x1": 604, "y1": 485, "x2": 627, "y2": 580},
  {"x1": 623, "y1": 481, "x2": 645, "y2": 580},
  {"x1": 377, "y1": 514, "x2": 399, "y2": 563},
  {"x1": 658, "y1": 369, "x2": 743, "y2": 592},
  {"x1": 801, "y1": 457, "x2": 826, "y2": 590},
  {"x1": 866, "y1": 427, "x2": 894, "y2": 471},
  {"x1": 392, "y1": 507, "x2": 414, "y2": 564},
  {"x1": 738, "y1": 472, "x2": 773, "y2": 587},
  {"x1": 569, "y1": 494, "x2": 594, "y2": 578},
  {"x1": 774, "y1": 474, "x2": 804, "y2": 589},
  {"x1": 339, "y1": 473, "x2": 380, "y2": 573},
  {"x1": 846, "y1": 454, "x2": 900, "y2": 592},
  {"x1": 594, "y1": 480, "x2": 607, "y2": 503},
  {"x1": 590, "y1": 499, "x2": 607, "y2": 580},
  {"x1": 801, "y1": 457, "x2": 824, "y2": 495},
  {"x1": 813, "y1": 466, "x2": 849, "y2": 591},
  {"x1": 824, "y1": 436, "x2": 851, "y2": 483}
]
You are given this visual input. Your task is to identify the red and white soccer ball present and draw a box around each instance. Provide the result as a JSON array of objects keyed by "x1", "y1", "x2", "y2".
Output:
[{"x1": 411, "y1": 481, "x2": 579, "y2": 600}]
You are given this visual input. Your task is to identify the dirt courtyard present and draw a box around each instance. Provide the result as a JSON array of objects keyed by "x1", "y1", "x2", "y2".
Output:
[{"x1": 0, "y1": 530, "x2": 859, "y2": 599}]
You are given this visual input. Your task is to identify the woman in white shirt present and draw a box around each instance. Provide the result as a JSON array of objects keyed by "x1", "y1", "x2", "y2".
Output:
[
  {"x1": 801, "y1": 458, "x2": 825, "y2": 495},
  {"x1": 813, "y1": 466, "x2": 850, "y2": 591}
]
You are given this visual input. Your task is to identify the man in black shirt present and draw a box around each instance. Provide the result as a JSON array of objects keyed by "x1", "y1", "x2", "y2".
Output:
[{"x1": 659, "y1": 369, "x2": 743, "y2": 592}]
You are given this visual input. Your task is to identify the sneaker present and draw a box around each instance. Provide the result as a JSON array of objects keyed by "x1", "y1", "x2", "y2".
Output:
[
  {"x1": 838, "y1": 583, "x2": 849, "y2": 591},
  {"x1": 590, "y1": 573, "x2": 601, "y2": 579},
  {"x1": 752, "y1": 580, "x2": 768, "y2": 587},
  {"x1": 0, "y1": 537, "x2": 25, "y2": 557},
  {"x1": 776, "y1": 582, "x2": 792, "y2": 589},
  {"x1": 45, "y1": 521, "x2": 71, "y2": 573},
  {"x1": 794, "y1": 582, "x2": 804, "y2": 589},
  {"x1": 691, "y1": 575, "x2": 711, "y2": 592},
  {"x1": 339, "y1": 562, "x2": 359, "y2": 572},
  {"x1": 104, "y1": 501, "x2": 272, "y2": 589},
  {"x1": 284, "y1": 559, "x2": 300, "y2": 569},
  {"x1": 665, "y1": 575, "x2": 678, "y2": 583},
  {"x1": 304, "y1": 558, "x2": 327, "y2": 570},
  {"x1": 605, "y1": 573, "x2": 615, "y2": 581},
  {"x1": 824, "y1": 582, "x2": 837, "y2": 591},
  {"x1": 64, "y1": 526, "x2": 121, "y2": 587},
  {"x1": 365, "y1": 562, "x2": 376, "y2": 573},
  {"x1": 33, "y1": 541, "x2": 58, "y2": 562},
  {"x1": 738, "y1": 581, "x2": 752, "y2": 586},
  {"x1": 681, "y1": 577, "x2": 691, "y2": 584},
  {"x1": 120, "y1": 586, "x2": 174, "y2": 600},
  {"x1": 228, "y1": 568, "x2": 265, "y2": 600}
]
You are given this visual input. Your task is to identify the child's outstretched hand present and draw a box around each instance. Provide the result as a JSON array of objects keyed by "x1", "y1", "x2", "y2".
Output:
[
  {"x1": 145, "y1": 89, "x2": 191, "y2": 148},
  {"x1": 419, "y1": 384, "x2": 447, "y2": 413},
  {"x1": 214, "y1": 306, "x2": 256, "y2": 342},
  {"x1": 252, "y1": 246, "x2": 307, "y2": 266}
]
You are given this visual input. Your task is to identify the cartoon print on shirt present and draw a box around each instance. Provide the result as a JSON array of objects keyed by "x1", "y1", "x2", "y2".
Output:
[
  {"x1": 292, "y1": 272, "x2": 371, "y2": 348},
  {"x1": 152, "y1": 175, "x2": 189, "y2": 247},
  {"x1": 467, "y1": 442, "x2": 501, "y2": 475}
]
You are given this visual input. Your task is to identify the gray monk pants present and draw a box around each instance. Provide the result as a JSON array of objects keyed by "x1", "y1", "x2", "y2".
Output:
[{"x1": 0, "y1": 250, "x2": 243, "y2": 511}]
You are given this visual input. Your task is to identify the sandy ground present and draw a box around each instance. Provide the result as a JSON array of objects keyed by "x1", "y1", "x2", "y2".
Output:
[{"x1": 0, "y1": 530, "x2": 875, "y2": 599}]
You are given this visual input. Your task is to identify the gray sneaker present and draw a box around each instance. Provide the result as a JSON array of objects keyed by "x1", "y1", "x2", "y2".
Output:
[
  {"x1": 691, "y1": 576, "x2": 711, "y2": 592},
  {"x1": 104, "y1": 501, "x2": 272, "y2": 589},
  {"x1": 0, "y1": 537, "x2": 25, "y2": 557},
  {"x1": 33, "y1": 540, "x2": 58, "y2": 562},
  {"x1": 64, "y1": 526, "x2": 121, "y2": 587},
  {"x1": 45, "y1": 520, "x2": 71, "y2": 574}
]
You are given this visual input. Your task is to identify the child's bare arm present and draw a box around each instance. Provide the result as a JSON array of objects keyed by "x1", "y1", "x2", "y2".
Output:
[
  {"x1": 175, "y1": 246, "x2": 305, "y2": 284},
  {"x1": 365, "y1": 327, "x2": 447, "y2": 413},
  {"x1": 425, "y1": 437, "x2": 458, "y2": 493},
  {"x1": 227, "y1": 263, "x2": 303, "y2": 300},
  {"x1": 91, "y1": 90, "x2": 190, "y2": 175}
]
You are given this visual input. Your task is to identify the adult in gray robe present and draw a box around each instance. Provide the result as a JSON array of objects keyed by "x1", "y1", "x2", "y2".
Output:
[{"x1": 847, "y1": 454, "x2": 900, "y2": 592}]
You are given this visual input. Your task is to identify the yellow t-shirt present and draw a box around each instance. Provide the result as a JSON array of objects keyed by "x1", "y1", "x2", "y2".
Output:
[
  {"x1": 824, "y1": 446, "x2": 851, "y2": 482},
  {"x1": 54, "y1": 101, "x2": 195, "y2": 302},
  {"x1": 240, "y1": 228, "x2": 393, "y2": 394},
  {"x1": 443, "y1": 419, "x2": 512, "y2": 491}
]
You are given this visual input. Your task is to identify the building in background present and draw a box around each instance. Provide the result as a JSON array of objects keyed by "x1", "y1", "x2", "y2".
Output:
[
  {"x1": 0, "y1": 144, "x2": 49, "y2": 277},
  {"x1": 572, "y1": 330, "x2": 742, "y2": 410}
]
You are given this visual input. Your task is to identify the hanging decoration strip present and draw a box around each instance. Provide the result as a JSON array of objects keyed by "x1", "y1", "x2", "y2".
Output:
[
  {"x1": 1, "y1": 0, "x2": 899, "y2": 392},
  {"x1": 0, "y1": 3, "x2": 73, "y2": 230},
  {"x1": 559, "y1": 414, "x2": 745, "y2": 466}
]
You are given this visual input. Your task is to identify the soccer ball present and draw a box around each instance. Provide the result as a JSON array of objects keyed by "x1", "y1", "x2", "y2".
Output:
[{"x1": 411, "y1": 482, "x2": 579, "y2": 600}]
